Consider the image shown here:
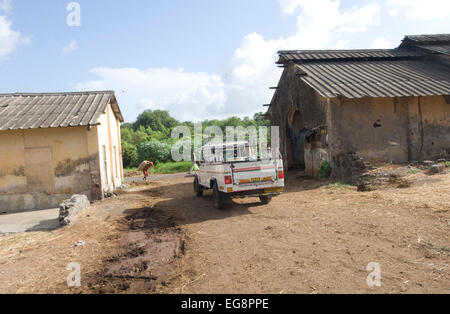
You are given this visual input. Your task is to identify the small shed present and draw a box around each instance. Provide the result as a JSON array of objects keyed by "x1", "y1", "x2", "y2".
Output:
[{"x1": 0, "y1": 91, "x2": 124, "y2": 213}]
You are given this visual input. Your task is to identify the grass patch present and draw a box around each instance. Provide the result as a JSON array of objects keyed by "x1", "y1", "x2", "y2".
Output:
[
  {"x1": 408, "y1": 169, "x2": 421, "y2": 174},
  {"x1": 150, "y1": 162, "x2": 191, "y2": 174},
  {"x1": 446, "y1": 162, "x2": 450, "y2": 168},
  {"x1": 124, "y1": 162, "x2": 191, "y2": 176}
]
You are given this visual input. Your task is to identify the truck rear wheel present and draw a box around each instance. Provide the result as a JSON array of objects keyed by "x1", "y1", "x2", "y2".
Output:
[
  {"x1": 194, "y1": 176, "x2": 203, "y2": 197},
  {"x1": 213, "y1": 182, "x2": 226, "y2": 210},
  {"x1": 259, "y1": 195, "x2": 272, "y2": 205}
]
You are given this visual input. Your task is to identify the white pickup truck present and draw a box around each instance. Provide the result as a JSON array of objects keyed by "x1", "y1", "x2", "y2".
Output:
[{"x1": 194, "y1": 141, "x2": 285, "y2": 209}]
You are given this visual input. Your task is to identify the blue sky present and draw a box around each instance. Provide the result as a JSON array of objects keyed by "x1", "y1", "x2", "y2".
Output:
[{"x1": 0, "y1": 0, "x2": 449, "y2": 122}]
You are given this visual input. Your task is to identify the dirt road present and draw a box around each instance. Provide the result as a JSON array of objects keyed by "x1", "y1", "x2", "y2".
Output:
[{"x1": 0, "y1": 171, "x2": 448, "y2": 294}]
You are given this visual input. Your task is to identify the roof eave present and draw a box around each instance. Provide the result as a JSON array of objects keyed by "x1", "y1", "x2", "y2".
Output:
[{"x1": 110, "y1": 94, "x2": 125, "y2": 123}]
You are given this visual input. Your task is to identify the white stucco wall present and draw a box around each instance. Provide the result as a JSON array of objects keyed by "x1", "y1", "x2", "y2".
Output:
[{"x1": 96, "y1": 103, "x2": 123, "y2": 193}]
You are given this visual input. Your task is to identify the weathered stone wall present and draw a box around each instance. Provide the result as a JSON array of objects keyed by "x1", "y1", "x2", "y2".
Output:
[
  {"x1": 269, "y1": 63, "x2": 328, "y2": 169},
  {"x1": 412, "y1": 95, "x2": 450, "y2": 161},
  {"x1": 0, "y1": 126, "x2": 102, "y2": 213},
  {"x1": 305, "y1": 145, "x2": 330, "y2": 177},
  {"x1": 329, "y1": 95, "x2": 450, "y2": 164},
  {"x1": 330, "y1": 97, "x2": 410, "y2": 163}
]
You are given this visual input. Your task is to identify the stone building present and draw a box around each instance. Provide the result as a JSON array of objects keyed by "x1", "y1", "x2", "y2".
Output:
[
  {"x1": 0, "y1": 91, "x2": 124, "y2": 213},
  {"x1": 267, "y1": 34, "x2": 450, "y2": 180}
]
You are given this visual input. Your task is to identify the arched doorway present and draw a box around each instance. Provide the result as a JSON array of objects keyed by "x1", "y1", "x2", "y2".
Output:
[{"x1": 286, "y1": 109, "x2": 306, "y2": 168}]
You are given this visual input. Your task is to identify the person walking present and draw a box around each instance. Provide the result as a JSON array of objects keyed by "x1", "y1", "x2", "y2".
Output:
[{"x1": 138, "y1": 161, "x2": 154, "y2": 181}]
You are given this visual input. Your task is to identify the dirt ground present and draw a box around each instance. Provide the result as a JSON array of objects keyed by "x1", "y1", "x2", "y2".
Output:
[{"x1": 0, "y1": 168, "x2": 448, "y2": 294}]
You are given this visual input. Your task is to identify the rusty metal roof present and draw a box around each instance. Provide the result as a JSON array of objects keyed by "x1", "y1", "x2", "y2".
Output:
[
  {"x1": 295, "y1": 59, "x2": 450, "y2": 99},
  {"x1": 0, "y1": 91, "x2": 124, "y2": 131},
  {"x1": 277, "y1": 49, "x2": 421, "y2": 63}
]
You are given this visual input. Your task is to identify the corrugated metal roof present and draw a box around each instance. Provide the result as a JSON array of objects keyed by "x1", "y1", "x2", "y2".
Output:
[
  {"x1": 415, "y1": 45, "x2": 450, "y2": 56},
  {"x1": 0, "y1": 91, "x2": 124, "y2": 131},
  {"x1": 296, "y1": 60, "x2": 450, "y2": 99},
  {"x1": 400, "y1": 34, "x2": 450, "y2": 56},
  {"x1": 403, "y1": 34, "x2": 450, "y2": 44},
  {"x1": 278, "y1": 49, "x2": 421, "y2": 63}
]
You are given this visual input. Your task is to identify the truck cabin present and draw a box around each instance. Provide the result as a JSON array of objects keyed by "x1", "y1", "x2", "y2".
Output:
[{"x1": 202, "y1": 142, "x2": 259, "y2": 164}]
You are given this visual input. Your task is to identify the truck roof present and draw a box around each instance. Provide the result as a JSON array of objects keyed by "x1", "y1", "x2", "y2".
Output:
[{"x1": 203, "y1": 141, "x2": 250, "y2": 148}]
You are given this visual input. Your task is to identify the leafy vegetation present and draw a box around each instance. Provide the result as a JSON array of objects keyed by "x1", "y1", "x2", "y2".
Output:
[
  {"x1": 125, "y1": 161, "x2": 191, "y2": 176},
  {"x1": 121, "y1": 110, "x2": 270, "y2": 169},
  {"x1": 137, "y1": 141, "x2": 172, "y2": 164},
  {"x1": 318, "y1": 161, "x2": 332, "y2": 179}
]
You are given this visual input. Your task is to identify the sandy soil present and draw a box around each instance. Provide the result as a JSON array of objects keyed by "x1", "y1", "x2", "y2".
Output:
[{"x1": 0, "y1": 169, "x2": 448, "y2": 294}]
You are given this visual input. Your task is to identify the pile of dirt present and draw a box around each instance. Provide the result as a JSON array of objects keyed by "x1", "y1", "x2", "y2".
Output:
[
  {"x1": 357, "y1": 167, "x2": 414, "y2": 192},
  {"x1": 125, "y1": 170, "x2": 141, "y2": 178},
  {"x1": 84, "y1": 207, "x2": 185, "y2": 294},
  {"x1": 357, "y1": 161, "x2": 449, "y2": 192}
]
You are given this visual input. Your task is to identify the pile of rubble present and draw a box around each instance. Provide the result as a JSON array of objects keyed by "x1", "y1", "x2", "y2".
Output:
[
  {"x1": 423, "y1": 159, "x2": 448, "y2": 175},
  {"x1": 329, "y1": 152, "x2": 369, "y2": 185},
  {"x1": 357, "y1": 159, "x2": 449, "y2": 192},
  {"x1": 59, "y1": 195, "x2": 91, "y2": 227}
]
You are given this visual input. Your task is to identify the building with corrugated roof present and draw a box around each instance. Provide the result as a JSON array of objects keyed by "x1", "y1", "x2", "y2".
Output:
[
  {"x1": 0, "y1": 91, "x2": 124, "y2": 213},
  {"x1": 268, "y1": 34, "x2": 450, "y2": 181}
]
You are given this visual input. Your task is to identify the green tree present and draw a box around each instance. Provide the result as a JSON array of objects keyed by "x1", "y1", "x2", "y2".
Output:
[
  {"x1": 134, "y1": 110, "x2": 179, "y2": 135},
  {"x1": 137, "y1": 141, "x2": 172, "y2": 163},
  {"x1": 254, "y1": 112, "x2": 270, "y2": 127},
  {"x1": 122, "y1": 142, "x2": 138, "y2": 168}
]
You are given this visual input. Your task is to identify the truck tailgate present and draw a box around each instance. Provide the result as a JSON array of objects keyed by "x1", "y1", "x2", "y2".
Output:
[{"x1": 232, "y1": 161, "x2": 278, "y2": 186}]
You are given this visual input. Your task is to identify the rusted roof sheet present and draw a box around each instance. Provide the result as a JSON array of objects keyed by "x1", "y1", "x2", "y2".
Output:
[
  {"x1": 277, "y1": 49, "x2": 421, "y2": 63},
  {"x1": 0, "y1": 91, "x2": 124, "y2": 131},
  {"x1": 296, "y1": 60, "x2": 450, "y2": 99}
]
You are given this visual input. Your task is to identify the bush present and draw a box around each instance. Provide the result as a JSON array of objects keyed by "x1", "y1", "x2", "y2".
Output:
[
  {"x1": 122, "y1": 142, "x2": 138, "y2": 168},
  {"x1": 318, "y1": 161, "x2": 332, "y2": 179},
  {"x1": 137, "y1": 141, "x2": 172, "y2": 163}
]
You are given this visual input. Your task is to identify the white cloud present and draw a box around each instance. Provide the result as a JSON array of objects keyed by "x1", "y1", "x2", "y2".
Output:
[
  {"x1": 386, "y1": 0, "x2": 450, "y2": 20},
  {"x1": 279, "y1": 0, "x2": 380, "y2": 48},
  {"x1": 370, "y1": 37, "x2": 393, "y2": 49},
  {"x1": 63, "y1": 39, "x2": 77, "y2": 53},
  {"x1": 0, "y1": 0, "x2": 29, "y2": 60},
  {"x1": 333, "y1": 40, "x2": 350, "y2": 49},
  {"x1": 76, "y1": 68, "x2": 226, "y2": 122},
  {"x1": 76, "y1": 0, "x2": 382, "y2": 122}
]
